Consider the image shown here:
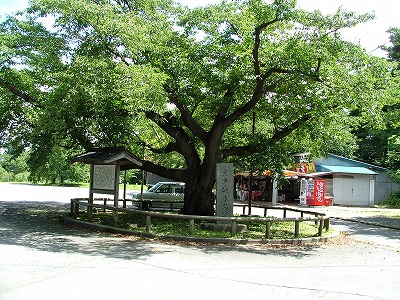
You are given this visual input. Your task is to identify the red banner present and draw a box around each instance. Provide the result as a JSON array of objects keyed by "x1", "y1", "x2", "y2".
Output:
[{"x1": 314, "y1": 180, "x2": 325, "y2": 203}]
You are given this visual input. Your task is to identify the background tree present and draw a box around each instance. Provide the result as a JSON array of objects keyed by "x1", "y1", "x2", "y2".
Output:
[
  {"x1": 0, "y1": 151, "x2": 29, "y2": 182},
  {"x1": 28, "y1": 146, "x2": 89, "y2": 184},
  {"x1": 382, "y1": 27, "x2": 400, "y2": 182},
  {"x1": 0, "y1": 0, "x2": 394, "y2": 215},
  {"x1": 353, "y1": 27, "x2": 400, "y2": 182}
]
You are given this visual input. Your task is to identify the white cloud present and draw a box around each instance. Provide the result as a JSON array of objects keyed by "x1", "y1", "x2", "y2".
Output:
[{"x1": 297, "y1": 0, "x2": 400, "y2": 57}]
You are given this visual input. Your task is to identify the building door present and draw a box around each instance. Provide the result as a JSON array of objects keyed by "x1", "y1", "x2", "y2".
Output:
[{"x1": 333, "y1": 175, "x2": 371, "y2": 206}]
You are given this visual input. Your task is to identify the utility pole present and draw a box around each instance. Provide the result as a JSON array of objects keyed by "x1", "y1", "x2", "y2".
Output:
[{"x1": 248, "y1": 111, "x2": 256, "y2": 215}]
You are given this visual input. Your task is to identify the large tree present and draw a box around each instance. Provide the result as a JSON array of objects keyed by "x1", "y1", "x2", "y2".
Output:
[{"x1": 0, "y1": 0, "x2": 394, "y2": 215}]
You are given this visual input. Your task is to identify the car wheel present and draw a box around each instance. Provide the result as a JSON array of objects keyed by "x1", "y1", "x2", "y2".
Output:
[{"x1": 142, "y1": 201, "x2": 152, "y2": 210}]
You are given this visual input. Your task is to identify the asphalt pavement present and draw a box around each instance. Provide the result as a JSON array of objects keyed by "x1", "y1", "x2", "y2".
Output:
[
  {"x1": 248, "y1": 199, "x2": 400, "y2": 229},
  {"x1": 1, "y1": 183, "x2": 400, "y2": 299}
]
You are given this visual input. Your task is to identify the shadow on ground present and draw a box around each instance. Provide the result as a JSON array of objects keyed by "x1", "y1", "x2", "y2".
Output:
[
  {"x1": 0, "y1": 201, "x2": 158, "y2": 260},
  {"x1": 0, "y1": 201, "x2": 333, "y2": 260}
]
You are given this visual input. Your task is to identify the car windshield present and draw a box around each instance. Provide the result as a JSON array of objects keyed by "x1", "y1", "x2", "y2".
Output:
[{"x1": 147, "y1": 182, "x2": 163, "y2": 192}]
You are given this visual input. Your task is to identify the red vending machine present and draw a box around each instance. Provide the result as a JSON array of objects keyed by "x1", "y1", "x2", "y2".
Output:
[{"x1": 306, "y1": 179, "x2": 326, "y2": 206}]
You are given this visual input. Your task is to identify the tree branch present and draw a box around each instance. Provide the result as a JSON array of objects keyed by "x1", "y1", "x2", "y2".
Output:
[
  {"x1": 103, "y1": 42, "x2": 131, "y2": 66},
  {"x1": 0, "y1": 57, "x2": 13, "y2": 67},
  {"x1": 253, "y1": 18, "x2": 279, "y2": 78},
  {"x1": 215, "y1": 78, "x2": 239, "y2": 120},
  {"x1": 140, "y1": 160, "x2": 186, "y2": 182},
  {"x1": 262, "y1": 65, "x2": 323, "y2": 83},
  {"x1": 149, "y1": 142, "x2": 180, "y2": 155},
  {"x1": 224, "y1": 80, "x2": 275, "y2": 128},
  {"x1": 114, "y1": 0, "x2": 133, "y2": 11},
  {"x1": 270, "y1": 114, "x2": 312, "y2": 141},
  {"x1": 0, "y1": 78, "x2": 41, "y2": 107},
  {"x1": 164, "y1": 85, "x2": 208, "y2": 142},
  {"x1": 222, "y1": 114, "x2": 312, "y2": 158},
  {"x1": 145, "y1": 110, "x2": 202, "y2": 166},
  {"x1": 132, "y1": 130, "x2": 178, "y2": 154},
  {"x1": 316, "y1": 57, "x2": 321, "y2": 73},
  {"x1": 218, "y1": 15, "x2": 323, "y2": 137}
]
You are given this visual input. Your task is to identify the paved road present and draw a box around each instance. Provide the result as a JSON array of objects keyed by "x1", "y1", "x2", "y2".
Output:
[
  {"x1": 1, "y1": 183, "x2": 400, "y2": 299},
  {"x1": 246, "y1": 202, "x2": 400, "y2": 250}
]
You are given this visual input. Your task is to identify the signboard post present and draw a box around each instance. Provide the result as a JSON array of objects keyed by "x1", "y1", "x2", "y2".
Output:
[
  {"x1": 90, "y1": 164, "x2": 119, "y2": 226},
  {"x1": 70, "y1": 147, "x2": 143, "y2": 226}
]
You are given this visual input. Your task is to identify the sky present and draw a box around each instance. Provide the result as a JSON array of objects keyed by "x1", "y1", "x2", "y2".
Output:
[{"x1": 1, "y1": 0, "x2": 399, "y2": 57}]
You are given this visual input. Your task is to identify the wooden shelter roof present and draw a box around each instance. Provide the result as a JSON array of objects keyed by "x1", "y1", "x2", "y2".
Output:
[{"x1": 70, "y1": 147, "x2": 142, "y2": 170}]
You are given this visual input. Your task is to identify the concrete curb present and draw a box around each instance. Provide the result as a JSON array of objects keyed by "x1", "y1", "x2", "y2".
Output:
[
  {"x1": 63, "y1": 215, "x2": 341, "y2": 245},
  {"x1": 332, "y1": 216, "x2": 400, "y2": 231}
]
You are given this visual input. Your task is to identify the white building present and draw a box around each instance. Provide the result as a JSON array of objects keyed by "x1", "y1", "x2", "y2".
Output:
[{"x1": 314, "y1": 154, "x2": 399, "y2": 206}]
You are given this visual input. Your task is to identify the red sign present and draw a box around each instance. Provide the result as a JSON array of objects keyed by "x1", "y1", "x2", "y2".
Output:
[
  {"x1": 296, "y1": 164, "x2": 308, "y2": 173},
  {"x1": 295, "y1": 162, "x2": 316, "y2": 174},
  {"x1": 314, "y1": 180, "x2": 325, "y2": 203}
]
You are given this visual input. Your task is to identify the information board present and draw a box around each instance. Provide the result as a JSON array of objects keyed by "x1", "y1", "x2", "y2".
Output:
[{"x1": 93, "y1": 165, "x2": 116, "y2": 191}]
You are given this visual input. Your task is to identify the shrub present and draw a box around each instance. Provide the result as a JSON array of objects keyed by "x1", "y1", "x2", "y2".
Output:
[{"x1": 382, "y1": 191, "x2": 400, "y2": 208}]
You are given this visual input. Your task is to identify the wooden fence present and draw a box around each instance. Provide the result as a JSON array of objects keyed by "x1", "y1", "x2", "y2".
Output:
[{"x1": 70, "y1": 198, "x2": 330, "y2": 239}]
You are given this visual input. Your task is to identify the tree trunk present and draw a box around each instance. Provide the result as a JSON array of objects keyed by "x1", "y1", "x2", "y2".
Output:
[
  {"x1": 181, "y1": 166, "x2": 216, "y2": 216},
  {"x1": 179, "y1": 129, "x2": 224, "y2": 216}
]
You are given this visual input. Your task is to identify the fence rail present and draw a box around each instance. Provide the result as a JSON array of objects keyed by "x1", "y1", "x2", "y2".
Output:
[{"x1": 70, "y1": 198, "x2": 330, "y2": 239}]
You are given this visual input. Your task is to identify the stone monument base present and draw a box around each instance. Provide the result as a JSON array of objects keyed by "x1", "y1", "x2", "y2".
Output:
[{"x1": 201, "y1": 222, "x2": 248, "y2": 233}]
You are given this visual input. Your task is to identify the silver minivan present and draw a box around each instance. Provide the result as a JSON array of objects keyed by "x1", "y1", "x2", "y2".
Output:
[{"x1": 132, "y1": 182, "x2": 185, "y2": 210}]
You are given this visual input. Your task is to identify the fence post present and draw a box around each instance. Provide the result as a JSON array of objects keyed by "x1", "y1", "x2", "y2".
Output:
[
  {"x1": 324, "y1": 218, "x2": 330, "y2": 231},
  {"x1": 283, "y1": 208, "x2": 287, "y2": 218},
  {"x1": 231, "y1": 220, "x2": 237, "y2": 237},
  {"x1": 242, "y1": 205, "x2": 246, "y2": 215},
  {"x1": 318, "y1": 218, "x2": 324, "y2": 236},
  {"x1": 146, "y1": 215, "x2": 151, "y2": 233},
  {"x1": 295, "y1": 220, "x2": 300, "y2": 238},
  {"x1": 265, "y1": 221, "x2": 271, "y2": 239},
  {"x1": 264, "y1": 208, "x2": 267, "y2": 217},
  {"x1": 72, "y1": 200, "x2": 79, "y2": 218},
  {"x1": 74, "y1": 202, "x2": 79, "y2": 218},
  {"x1": 189, "y1": 219, "x2": 195, "y2": 236},
  {"x1": 113, "y1": 207, "x2": 118, "y2": 228}
]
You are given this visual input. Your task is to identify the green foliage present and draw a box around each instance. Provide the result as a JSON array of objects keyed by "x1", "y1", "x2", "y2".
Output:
[
  {"x1": 28, "y1": 146, "x2": 90, "y2": 184},
  {"x1": 0, "y1": 165, "x2": 10, "y2": 181},
  {"x1": 383, "y1": 27, "x2": 400, "y2": 63},
  {"x1": 381, "y1": 191, "x2": 400, "y2": 208},
  {"x1": 0, "y1": 151, "x2": 29, "y2": 182},
  {"x1": 123, "y1": 169, "x2": 143, "y2": 185},
  {"x1": 0, "y1": 148, "x2": 88, "y2": 184},
  {"x1": 353, "y1": 27, "x2": 400, "y2": 182}
]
